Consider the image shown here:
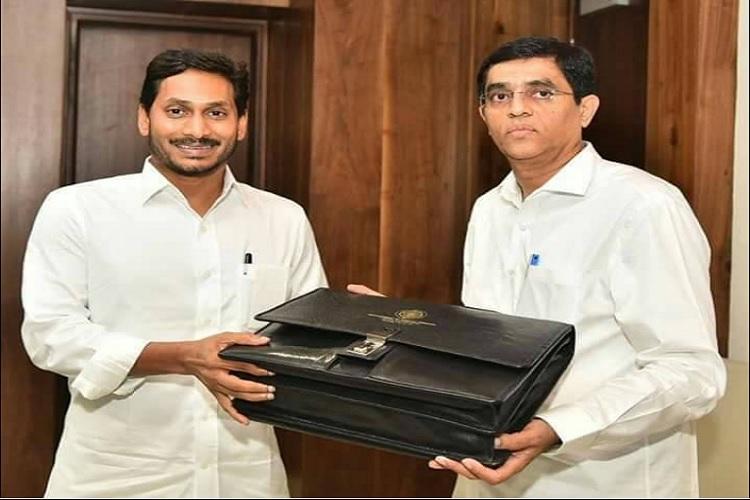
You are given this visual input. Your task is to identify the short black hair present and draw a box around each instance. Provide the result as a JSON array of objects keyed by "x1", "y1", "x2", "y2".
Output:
[
  {"x1": 140, "y1": 49, "x2": 250, "y2": 116},
  {"x1": 476, "y1": 36, "x2": 596, "y2": 104}
]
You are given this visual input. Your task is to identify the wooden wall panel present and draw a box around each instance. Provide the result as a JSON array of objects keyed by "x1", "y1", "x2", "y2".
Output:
[
  {"x1": 379, "y1": 0, "x2": 472, "y2": 304},
  {"x1": 264, "y1": 1, "x2": 314, "y2": 205},
  {"x1": 305, "y1": 1, "x2": 388, "y2": 496},
  {"x1": 309, "y1": 0, "x2": 385, "y2": 291},
  {"x1": 305, "y1": 0, "x2": 570, "y2": 496},
  {"x1": 0, "y1": 0, "x2": 66, "y2": 496},
  {"x1": 646, "y1": 0, "x2": 737, "y2": 355},
  {"x1": 575, "y1": 2, "x2": 649, "y2": 168}
]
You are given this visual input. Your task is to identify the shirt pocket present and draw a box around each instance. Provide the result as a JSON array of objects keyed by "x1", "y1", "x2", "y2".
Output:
[
  {"x1": 238, "y1": 264, "x2": 290, "y2": 331},
  {"x1": 517, "y1": 266, "x2": 582, "y2": 324}
]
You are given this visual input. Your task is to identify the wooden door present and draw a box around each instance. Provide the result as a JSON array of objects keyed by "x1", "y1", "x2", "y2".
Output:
[
  {"x1": 1, "y1": 1, "x2": 67, "y2": 496},
  {"x1": 1, "y1": 1, "x2": 313, "y2": 496},
  {"x1": 66, "y1": 8, "x2": 266, "y2": 184}
]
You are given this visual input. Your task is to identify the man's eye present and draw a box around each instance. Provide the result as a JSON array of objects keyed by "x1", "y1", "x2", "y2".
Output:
[
  {"x1": 489, "y1": 92, "x2": 510, "y2": 102},
  {"x1": 208, "y1": 110, "x2": 228, "y2": 118},
  {"x1": 534, "y1": 89, "x2": 554, "y2": 99},
  {"x1": 166, "y1": 108, "x2": 186, "y2": 117}
]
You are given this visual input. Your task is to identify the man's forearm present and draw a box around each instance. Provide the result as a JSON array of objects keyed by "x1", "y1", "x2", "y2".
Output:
[{"x1": 130, "y1": 341, "x2": 194, "y2": 376}]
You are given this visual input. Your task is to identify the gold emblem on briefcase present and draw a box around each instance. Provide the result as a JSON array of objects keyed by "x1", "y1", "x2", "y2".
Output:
[
  {"x1": 367, "y1": 309, "x2": 435, "y2": 326},
  {"x1": 395, "y1": 309, "x2": 427, "y2": 321}
]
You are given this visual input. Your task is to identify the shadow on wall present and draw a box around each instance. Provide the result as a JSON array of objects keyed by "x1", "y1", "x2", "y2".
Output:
[{"x1": 698, "y1": 359, "x2": 749, "y2": 497}]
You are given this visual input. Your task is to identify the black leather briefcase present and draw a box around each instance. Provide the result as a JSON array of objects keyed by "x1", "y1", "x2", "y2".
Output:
[{"x1": 220, "y1": 288, "x2": 574, "y2": 466}]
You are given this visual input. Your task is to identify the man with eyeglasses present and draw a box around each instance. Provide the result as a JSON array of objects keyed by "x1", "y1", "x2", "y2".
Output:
[{"x1": 351, "y1": 36, "x2": 725, "y2": 497}]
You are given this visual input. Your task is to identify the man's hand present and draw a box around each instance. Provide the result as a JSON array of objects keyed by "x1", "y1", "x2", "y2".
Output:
[
  {"x1": 346, "y1": 283, "x2": 386, "y2": 296},
  {"x1": 132, "y1": 332, "x2": 275, "y2": 425},
  {"x1": 182, "y1": 332, "x2": 275, "y2": 425},
  {"x1": 428, "y1": 418, "x2": 560, "y2": 485}
]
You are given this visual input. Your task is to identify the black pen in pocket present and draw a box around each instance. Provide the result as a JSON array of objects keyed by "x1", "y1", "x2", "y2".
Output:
[{"x1": 243, "y1": 252, "x2": 253, "y2": 276}]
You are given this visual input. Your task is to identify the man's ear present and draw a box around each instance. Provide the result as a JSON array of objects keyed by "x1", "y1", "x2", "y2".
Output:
[
  {"x1": 579, "y1": 94, "x2": 600, "y2": 128},
  {"x1": 137, "y1": 105, "x2": 150, "y2": 137},
  {"x1": 478, "y1": 105, "x2": 488, "y2": 125},
  {"x1": 237, "y1": 113, "x2": 248, "y2": 142}
]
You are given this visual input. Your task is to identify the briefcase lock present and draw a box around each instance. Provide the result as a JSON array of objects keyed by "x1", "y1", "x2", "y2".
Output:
[{"x1": 344, "y1": 328, "x2": 398, "y2": 360}]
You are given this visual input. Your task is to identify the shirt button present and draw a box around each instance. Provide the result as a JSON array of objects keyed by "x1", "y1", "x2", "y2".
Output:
[{"x1": 519, "y1": 223, "x2": 528, "y2": 231}]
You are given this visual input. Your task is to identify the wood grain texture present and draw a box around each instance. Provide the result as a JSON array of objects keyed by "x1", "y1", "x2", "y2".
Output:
[
  {"x1": 575, "y1": 2, "x2": 649, "y2": 168},
  {"x1": 263, "y1": 2, "x2": 314, "y2": 205},
  {"x1": 0, "y1": 0, "x2": 66, "y2": 496},
  {"x1": 646, "y1": 0, "x2": 737, "y2": 355},
  {"x1": 304, "y1": 1, "x2": 388, "y2": 494},
  {"x1": 309, "y1": 0, "x2": 385, "y2": 291},
  {"x1": 379, "y1": 0, "x2": 471, "y2": 304},
  {"x1": 304, "y1": 0, "x2": 571, "y2": 496}
]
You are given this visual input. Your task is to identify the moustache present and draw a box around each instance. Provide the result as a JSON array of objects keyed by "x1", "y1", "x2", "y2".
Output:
[{"x1": 170, "y1": 138, "x2": 221, "y2": 147}]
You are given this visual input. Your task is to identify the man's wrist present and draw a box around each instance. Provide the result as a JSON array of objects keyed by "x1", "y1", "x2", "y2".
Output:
[{"x1": 131, "y1": 340, "x2": 195, "y2": 376}]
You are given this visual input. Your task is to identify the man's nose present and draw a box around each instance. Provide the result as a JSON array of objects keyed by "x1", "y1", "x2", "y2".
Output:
[
  {"x1": 507, "y1": 92, "x2": 531, "y2": 117},
  {"x1": 182, "y1": 114, "x2": 209, "y2": 138}
]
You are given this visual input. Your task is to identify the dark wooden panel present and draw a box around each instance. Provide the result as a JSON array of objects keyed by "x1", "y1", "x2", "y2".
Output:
[
  {"x1": 304, "y1": 0, "x2": 572, "y2": 496},
  {"x1": 646, "y1": 0, "x2": 736, "y2": 356},
  {"x1": 308, "y1": 0, "x2": 384, "y2": 291},
  {"x1": 575, "y1": 1, "x2": 649, "y2": 168},
  {"x1": 305, "y1": 0, "x2": 386, "y2": 496},
  {"x1": 0, "y1": 0, "x2": 66, "y2": 496},
  {"x1": 491, "y1": 0, "x2": 570, "y2": 38},
  {"x1": 380, "y1": 0, "x2": 472, "y2": 303},
  {"x1": 263, "y1": 1, "x2": 314, "y2": 206}
]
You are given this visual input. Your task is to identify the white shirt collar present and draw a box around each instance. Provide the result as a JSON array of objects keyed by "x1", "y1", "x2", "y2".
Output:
[
  {"x1": 139, "y1": 157, "x2": 244, "y2": 207},
  {"x1": 497, "y1": 142, "x2": 599, "y2": 205}
]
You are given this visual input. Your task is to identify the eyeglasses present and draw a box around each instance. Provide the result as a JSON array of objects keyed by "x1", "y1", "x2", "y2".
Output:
[{"x1": 480, "y1": 85, "x2": 574, "y2": 109}]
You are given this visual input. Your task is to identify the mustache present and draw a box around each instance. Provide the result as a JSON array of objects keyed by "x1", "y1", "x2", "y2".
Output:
[{"x1": 169, "y1": 137, "x2": 220, "y2": 147}]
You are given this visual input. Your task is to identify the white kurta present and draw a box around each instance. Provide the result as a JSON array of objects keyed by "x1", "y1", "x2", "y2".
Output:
[
  {"x1": 456, "y1": 144, "x2": 725, "y2": 498},
  {"x1": 21, "y1": 160, "x2": 328, "y2": 498}
]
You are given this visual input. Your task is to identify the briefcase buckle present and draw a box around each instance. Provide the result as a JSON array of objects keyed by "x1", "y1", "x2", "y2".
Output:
[{"x1": 344, "y1": 328, "x2": 398, "y2": 360}]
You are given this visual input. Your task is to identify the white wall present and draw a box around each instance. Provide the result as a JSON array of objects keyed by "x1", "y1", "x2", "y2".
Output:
[
  {"x1": 698, "y1": 2, "x2": 749, "y2": 496},
  {"x1": 729, "y1": 0, "x2": 749, "y2": 364}
]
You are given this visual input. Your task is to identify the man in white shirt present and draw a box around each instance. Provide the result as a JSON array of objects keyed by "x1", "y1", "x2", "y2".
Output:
[
  {"x1": 350, "y1": 36, "x2": 725, "y2": 497},
  {"x1": 21, "y1": 49, "x2": 327, "y2": 497}
]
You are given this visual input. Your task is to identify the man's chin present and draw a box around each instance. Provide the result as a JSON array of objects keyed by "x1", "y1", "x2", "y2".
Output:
[
  {"x1": 499, "y1": 143, "x2": 544, "y2": 162},
  {"x1": 164, "y1": 159, "x2": 225, "y2": 178}
]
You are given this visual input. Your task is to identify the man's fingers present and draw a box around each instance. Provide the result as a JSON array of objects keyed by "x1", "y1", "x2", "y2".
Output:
[
  {"x1": 218, "y1": 375, "x2": 275, "y2": 397},
  {"x1": 215, "y1": 392, "x2": 250, "y2": 425},
  {"x1": 494, "y1": 429, "x2": 534, "y2": 451},
  {"x1": 225, "y1": 360, "x2": 274, "y2": 377},
  {"x1": 346, "y1": 284, "x2": 386, "y2": 297},
  {"x1": 231, "y1": 390, "x2": 276, "y2": 402},
  {"x1": 495, "y1": 432, "x2": 526, "y2": 451},
  {"x1": 495, "y1": 419, "x2": 560, "y2": 451},
  {"x1": 428, "y1": 459, "x2": 445, "y2": 470},
  {"x1": 433, "y1": 456, "x2": 479, "y2": 480},
  {"x1": 219, "y1": 332, "x2": 270, "y2": 347},
  {"x1": 463, "y1": 455, "x2": 530, "y2": 485}
]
